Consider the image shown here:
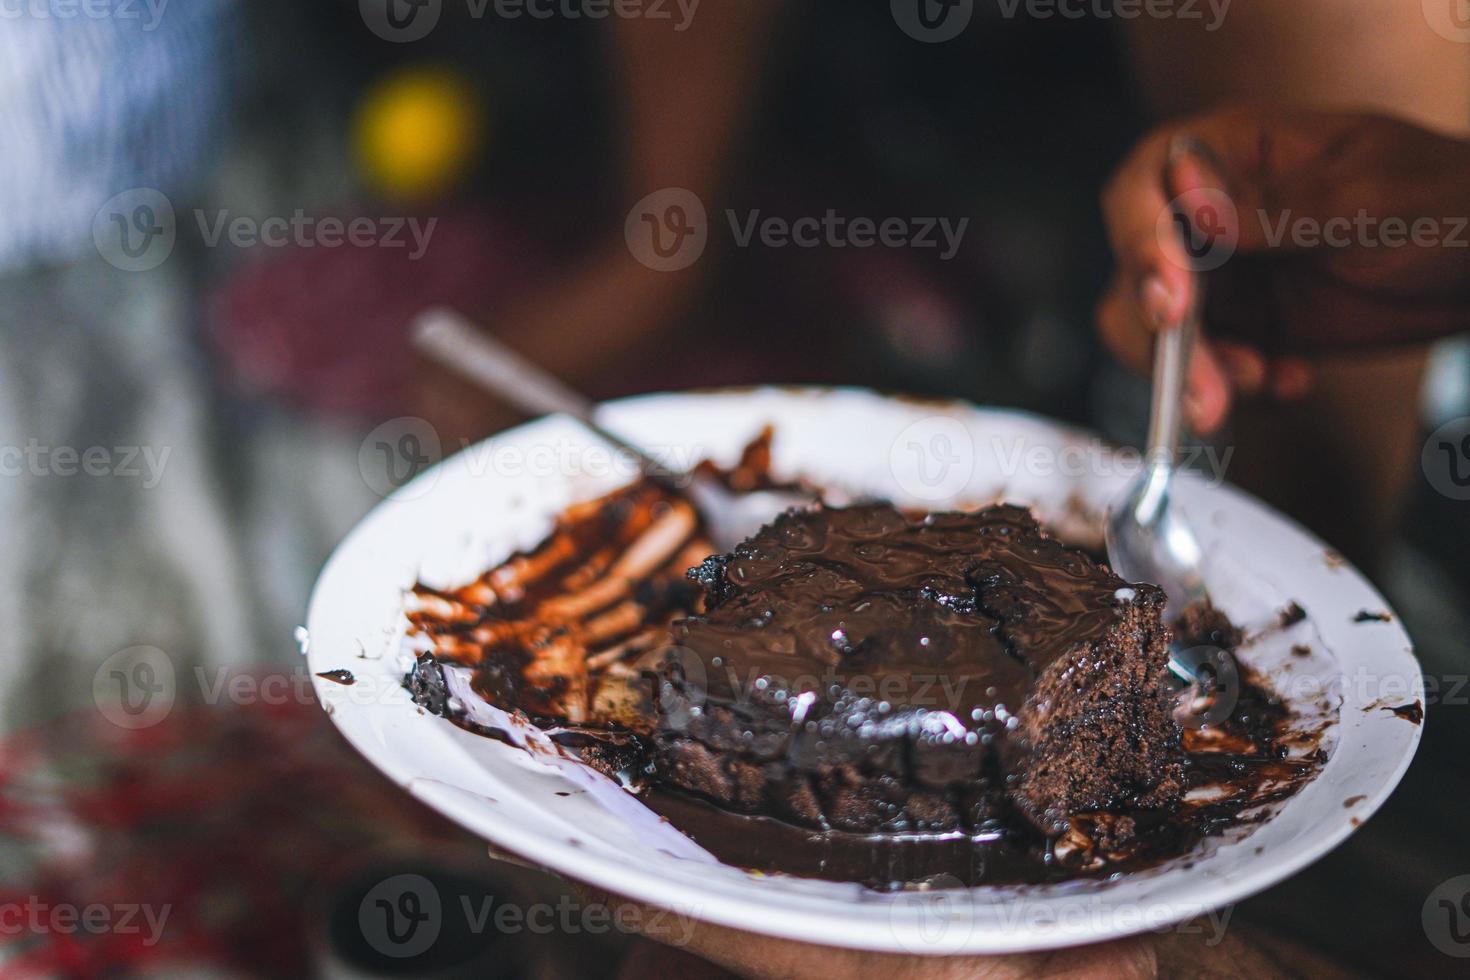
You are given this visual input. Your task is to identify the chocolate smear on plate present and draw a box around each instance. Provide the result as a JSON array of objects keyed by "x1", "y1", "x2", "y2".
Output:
[{"x1": 402, "y1": 438, "x2": 1326, "y2": 890}]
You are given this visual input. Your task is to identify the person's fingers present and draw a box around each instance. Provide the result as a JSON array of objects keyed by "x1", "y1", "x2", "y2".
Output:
[
  {"x1": 1101, "y1": 133, "x2": 1196, "y2": 332},
  {"x1": 1097, "y1": 108, "x2": 1404, "y2": 426},
  {"x1": 1269, "y1": 358, "x2": 1315, "y2": 400},
  {"x1": 591, "y1": 885, "x2": 1159, "y2": 980},
  {"x1": 652, "y1": 911, "x2": 1157, "y2": 980},
  {"x1": 1195, "y1": 340, "x2": 1313, "y2": 405},
  {"x1": 1165, "y1": 138, "x2": 1250, "y2": 267},
  {"x1": 1096, "y1": 277, "x2": 1153, "y2": 376},
  {"x1": 1141, "y1": 275, "x2": 1178, "y2": 332},
  {"x1": 1108, "y1": 107, "x2": 1468, "y2": 360},
  {"x1": 1212, "y1": 342, "x2": 1267, "y2": 396},
  {"x1": 1098, "y1": 275, "x2": 1233, "y2": 434},
  {"x1": 484, "y1": 843, "x2": 546, "y2": 874},
  {"x1": 1162, "y1": 108, "x2": 1391, "y2": 256},
  {"x1": 1196, "y1": 340, "x2": 1313, "y2": 406},
  {"x1": 1184, "y1": 341, "x2": 1232, "y2": 435}
]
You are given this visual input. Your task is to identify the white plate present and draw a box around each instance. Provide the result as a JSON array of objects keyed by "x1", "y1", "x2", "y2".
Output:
[{"x1": 306, "y1": 388, "x2": 1424, "y2": 954}]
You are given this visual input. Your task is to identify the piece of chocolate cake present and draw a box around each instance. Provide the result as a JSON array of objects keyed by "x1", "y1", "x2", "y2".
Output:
[{"x1": 648, "y1": 503, "x2": 1185, "y2": 844}]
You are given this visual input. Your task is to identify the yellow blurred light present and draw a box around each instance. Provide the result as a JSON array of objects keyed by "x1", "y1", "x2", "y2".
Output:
[{"x1": 353, "y1": 66, "x2": 483, "y2": 201}]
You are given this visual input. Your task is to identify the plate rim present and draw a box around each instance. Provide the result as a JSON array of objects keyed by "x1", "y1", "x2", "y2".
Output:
[{"x1": 306, "y1": 385, "x2": 1424, "y2": 954}]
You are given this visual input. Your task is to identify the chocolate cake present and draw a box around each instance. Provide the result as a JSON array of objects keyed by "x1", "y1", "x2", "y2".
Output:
[
  {"x1": 647, "y1": 503, "x2": 1186, "y2": 844},
  {"x1": 401, "y1": 469, "x2": 1325, "y2": 888}
]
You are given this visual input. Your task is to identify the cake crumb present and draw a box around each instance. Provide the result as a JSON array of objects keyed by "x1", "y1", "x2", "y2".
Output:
[
  {"x1": 1176, "y1": 600, "x2": 1244, "y2": 651},
  {"x1": 1279, "y1": 602, "x2": 1307, "y2": 628},
  {"x1": 1383, "y1": 702, "x2": 1423, "y2": 725}
]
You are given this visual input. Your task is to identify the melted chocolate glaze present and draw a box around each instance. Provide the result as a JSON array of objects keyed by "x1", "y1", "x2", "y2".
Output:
[
  {"x1": 643, "y1": 690, "x2": 1323, "y2": 887},
  {"x1": 1385, "y1": 702, "x2": 1423, "y2": 724},
  {"x1": 634, "y1": 672, "x2": 1321, "y2": 890},
  {"x1": 406, "y1": 646, "x2": 1320, "y2": 890},
  {"x1": 674, "y1": 504, "x2": 1142, "y2": 740},
  {"x1": 402, "y1": 452, "x2": 1325, "y2": 891},
  {"x1": 649, "y1": 503, "x2": 1183, "y2": 840}
]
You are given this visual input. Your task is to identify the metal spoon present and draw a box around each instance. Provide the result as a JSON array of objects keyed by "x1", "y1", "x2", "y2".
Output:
[
  {"x1": 411, "y1": 307, "x2": 812, "y2": 550},
  {"x1": 1105, "y1": 279, "x2": 1208, "y2": 679}
]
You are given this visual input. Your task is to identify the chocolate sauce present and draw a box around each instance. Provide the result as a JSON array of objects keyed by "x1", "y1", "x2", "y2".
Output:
[
  {"x1": 1279, "y1": 602, "x2": 1308, "y2": 627},
  {"x1": 631, "y1": 673, "x2": 1321, "y2": 889},
  {"x1": 405, "y1": 480, "x2": 708, "y2": 725},
  {"x1": 316, "y1": 669, "x2": 356, "y2": 685},
  {"x1": 1384, "y1": 702, "x2": 1423, "y2": 724},
  {"x1": 403, "y1": 452, "x2": 1326, "y2": 891},
  {"x1": 639, "y1": 787, "x2": 1063, "y2": 889},
  {"x1": 645, "y1": 503, "x2": 1189, "y2": 842},
  {"x1": 675, "y1": 504, "x2": 1142, "y2": 741}
]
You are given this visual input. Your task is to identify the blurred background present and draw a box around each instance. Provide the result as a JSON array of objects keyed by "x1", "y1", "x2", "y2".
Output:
[{"x1": 0, "y1": 1, "x2": 1466, "y2": 976}]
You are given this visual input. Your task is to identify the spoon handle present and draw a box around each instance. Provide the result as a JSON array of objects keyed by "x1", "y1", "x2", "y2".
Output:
[
  {"x1": 1145, "y1": 277, "x2": 1202, "y2": 467},
  {"x1": 411, "y1": 307, "x2": 680, "y2": 483},
  {"x1": 414, "y1": 307, "x2": 597, "y2": 421}
]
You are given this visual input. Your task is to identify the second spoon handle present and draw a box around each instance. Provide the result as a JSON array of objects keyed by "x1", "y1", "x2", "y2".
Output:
[
  {"x1": 411, "y1": 307, "x2": 678, "y2": 482},
  {"x1": 414, "y1": 307, "x2": 597, "y2": 420},
  {"x1": 1146, "y1": 277, "x2": 1201, "y2": 467}
]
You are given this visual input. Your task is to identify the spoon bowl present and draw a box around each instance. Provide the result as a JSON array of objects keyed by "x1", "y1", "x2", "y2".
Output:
[
  {"x1": 1104, "y1": 265, "x2": 1208, "y2": 681},
  {"x1": 1105, "y1": 458, "x2": 1207, "y2": 621}
]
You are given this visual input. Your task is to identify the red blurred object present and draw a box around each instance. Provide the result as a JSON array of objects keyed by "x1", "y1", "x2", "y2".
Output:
[
  {"x1": 0, "y1": 682, "x2": 478, "y2": 977},
  {"x1": 208, "y1": 207, "x2": 547, "y2": 421}
]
